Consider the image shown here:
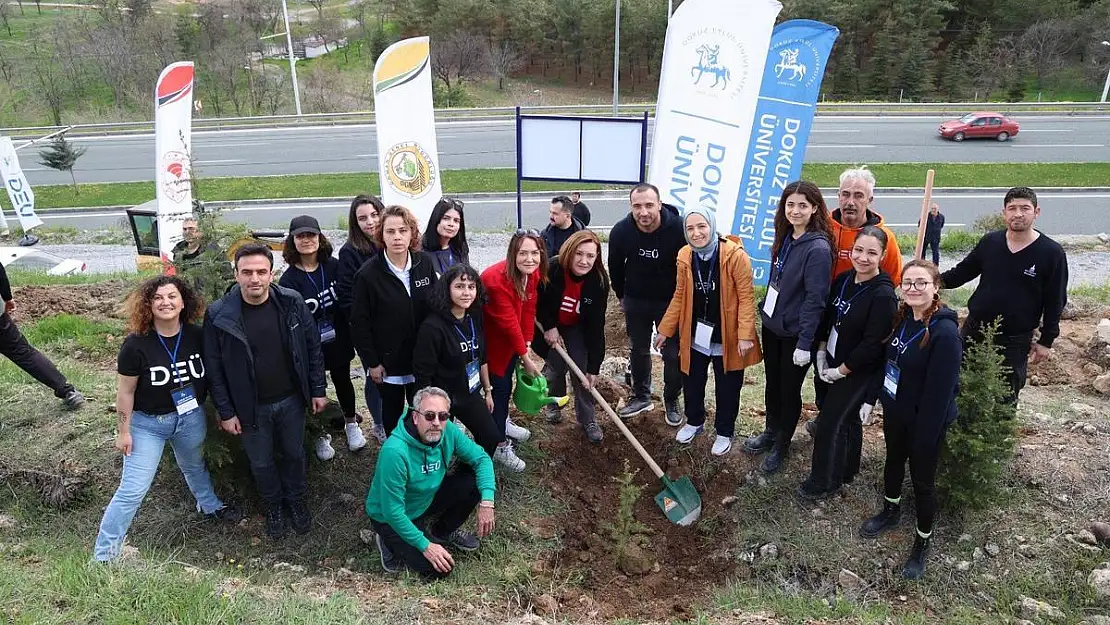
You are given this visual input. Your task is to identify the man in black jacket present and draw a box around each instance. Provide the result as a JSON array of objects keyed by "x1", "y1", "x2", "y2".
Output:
[
  {"x1": 570, "y1": 192, "x2": 591, "y2": 227},
  {"x1": 203, "y1": 244, "x2": 328, "y2": 539},
  {"x1": 607, "y1": 183, "x2": 686, "y2": 425},
  {"x1": 540, "y1": 196, "x2": 585, "y2": 258}
]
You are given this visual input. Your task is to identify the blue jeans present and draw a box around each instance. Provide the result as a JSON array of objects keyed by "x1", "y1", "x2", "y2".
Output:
[
  {"x1": 93, "y1": 407, "x2": 223, "y2": 562},
  {"x1": 490, "y1": 355, "x2": 519, "y2": 438}
]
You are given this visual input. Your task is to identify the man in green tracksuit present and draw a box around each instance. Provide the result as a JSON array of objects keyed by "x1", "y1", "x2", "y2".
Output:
[{"x1": 365, "y1": 386, "x2": 497, "y2": 578}]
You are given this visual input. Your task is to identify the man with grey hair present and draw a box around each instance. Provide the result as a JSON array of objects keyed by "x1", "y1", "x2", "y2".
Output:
[
  {"x1": 830, "y1": 166, "x2": 902, "y2": 282},
  {"x1": 365, "y1": 386, "x2": 497, "y2": 579}
]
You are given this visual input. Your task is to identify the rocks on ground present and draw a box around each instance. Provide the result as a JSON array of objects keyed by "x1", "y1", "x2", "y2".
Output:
[{"x1": 1013, "y1": 595, "x2": 1065, "y2": 622}]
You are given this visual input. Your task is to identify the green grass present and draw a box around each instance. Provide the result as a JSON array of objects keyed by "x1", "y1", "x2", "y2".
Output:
[
  {"x1": 894, "y1": 229, "x2": 983, "y2": 255},
  {"x1": 4, "y1": 268, "x2": 149, "y2": 286},
  {"x1": 10, "y1": 162, "x2": 1110, "y2": 212},
  {"x1": 18, "y1": 314, "x2": 124, "y2": 361}
]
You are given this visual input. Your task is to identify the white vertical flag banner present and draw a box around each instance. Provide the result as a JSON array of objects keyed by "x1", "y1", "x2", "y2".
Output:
[
  {"x1": 647, "y1": 0, "x2": 782, "y2": 235},
  {"x1": 154, "y1": 61, "x2": 195, "y2": 266},
  {"x1": 373, "y1": 37, "x2": 443, "y2": 230},
  {"x1": 0, "y1": 137, "x2": 44, "y2": 232}
]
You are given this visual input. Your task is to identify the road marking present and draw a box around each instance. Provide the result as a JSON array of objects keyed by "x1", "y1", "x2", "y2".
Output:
[
  {"x1": 1007, "y1": 143, "x2": 1104, "y2": 148},
  {"x1": 808, "y1": 144, "x2": 877, "y2": 148},
  {"x1": 196, "y1": 159, "x2": 242, "y2": 164},
  {"x1": 809, "y1": 129, "x2": 860, "y2": 133},
  {"x1": 1017, "y1": 129, "x2": 1074, "y2": 132}
]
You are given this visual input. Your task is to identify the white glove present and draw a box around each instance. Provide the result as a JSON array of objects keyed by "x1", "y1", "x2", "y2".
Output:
[
  {"x1": 822, "y1": 367, "x2": 846, "y2": 383},
  {"x1": 859, "y1": 403, "x2": 876, "y2": 425},
  {"x1": 792, "y1": 348, "x2": 811, "y2": 367},
  {"x1": 816, "y1": 347, "x2": 829, "y2": 375}
]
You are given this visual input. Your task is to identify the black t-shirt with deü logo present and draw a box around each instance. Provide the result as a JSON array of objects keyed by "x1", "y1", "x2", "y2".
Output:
[{"x1": 117, "y1": 324, "x2": 207, "y2": 416}]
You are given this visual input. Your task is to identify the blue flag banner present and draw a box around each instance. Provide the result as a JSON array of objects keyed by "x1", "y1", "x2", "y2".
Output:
[{"x1": 732, "y1": 19, "x2": 839, "y2": 285}]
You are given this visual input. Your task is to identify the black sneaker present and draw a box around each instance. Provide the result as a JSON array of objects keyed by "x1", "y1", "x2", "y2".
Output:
[
  {"x1": 432, "y1": 528, "x2": 480, "y2": 552},
  {"x1": 545, "y1": 405, "x2": 563, "y2": 424},
  {"x1": 374, "y1": 533, "x2": 404, "y2": 574},
  {"x1": 902, "y1": 533, "x2": 932, "y2": 580},
  {"x1": 206, "y1": 503, "x2": 243, "y2": 524},
  {"x1": 288, "y1": 501, "x2": 312, "y2": 535},
  {"x1": 618, "y1": 397, "x2": 654, "y2": 420},
  {"x1": 795, "y1": 483, "x2": 838, "y2": 502},
  {"x1": 664, "y1": 400, "x2": 682, "y2": 427},
  {"x1": 743, "y1": 431, "x2": 775, "y2": 454},
  {"x1": 804, "y1": 418, "x2": 818, "y2": 436},
  {"x1": 583, "y1": 421, "x2": 603, "y2": 443},
  {"x1": 265, "y1": 506, "x2": 286, "y2": 539},
  {"x1": 859, "y1": 500, "x2": 901, "y2": 539},
  {"x1": 62, "y1": 389, "x2": 86, "y2": 409},
  {"x1": 760, "y1": 445, "x2": 788, "y2": 474}
]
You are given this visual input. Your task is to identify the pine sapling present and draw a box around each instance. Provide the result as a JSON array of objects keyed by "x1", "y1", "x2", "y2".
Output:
[
  {"x1": 603, "y1": 459, "x2": 651, "y2": 571},
  {"x1": 37, "y1": 135, "x2": 87, "y2": 193}
]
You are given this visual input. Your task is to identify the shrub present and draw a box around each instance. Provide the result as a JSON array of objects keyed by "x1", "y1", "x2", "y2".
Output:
[
  {"x1": 972, "y1": 213, "x2": 1006, "y2": 233},
  {"x1": 172, "y1": 208, "x2": 249, "y2": 306},
  {"x1": 603, "y1": 460, "x2": 650, "y2": 572},
  {"x1": 940, "y1": 229, "x2": 981, "y2": 252},
  {"x1": 938, "y1": 319, "x2": 1017, "y2": 513}
]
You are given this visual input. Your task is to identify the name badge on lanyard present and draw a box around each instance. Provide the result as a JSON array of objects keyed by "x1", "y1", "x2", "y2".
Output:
[
  {"x1": 884, "y1": 320, "x2": 930, "y2": 399},
  {"x1": 829, "y1": 278, "x2": 871, "y2": 359},
  {"x1": 159, "y1": 327, "x2": 198, "y2": 415},
  {"x1": 827, "y1": 327, "x2": 839, "y2": 358},
  {"x1": 305, "y1": 265, "x2": 335, "y2": 344},
  {"x1": 455, "y1": 315, "x2": 481, "y2": 393},
  {"x1": 466, "y1": 360, "x2": 481, "y2": 393},
  {"x1": 764, "y1": 238, "x2": 792, "y2": 317},
  {"x1": 318, "y1": 321, "x2": 336, "y2": 344},
  {"x1": 693, "y1": 255, "x2": 716, "y2": 351},
  {"x1": 883, "y1": 362, "x2": 900, "y2": 397}
]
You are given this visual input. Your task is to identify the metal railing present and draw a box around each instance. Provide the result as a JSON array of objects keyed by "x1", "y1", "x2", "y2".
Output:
[{"x1": 3, "y1": 101, "x2": 1108, "y2": 139}]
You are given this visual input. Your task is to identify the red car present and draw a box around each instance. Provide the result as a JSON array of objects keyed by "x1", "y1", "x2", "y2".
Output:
[{"x1": 938, "y1": 112, "x2": 1020, "y2": 142}]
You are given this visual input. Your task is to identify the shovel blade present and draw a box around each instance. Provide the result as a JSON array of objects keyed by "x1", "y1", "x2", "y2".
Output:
[{"x1": 654, "y1": 475, "x2": 702, "y2": 527}]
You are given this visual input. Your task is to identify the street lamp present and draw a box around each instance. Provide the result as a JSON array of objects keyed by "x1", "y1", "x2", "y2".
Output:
[
  {"x1": 281, "y1": 0, "x2": 303, "y2": 115},
  {"x1": 1101, "y1": 41, "x2": 1110, "y2": 104}
]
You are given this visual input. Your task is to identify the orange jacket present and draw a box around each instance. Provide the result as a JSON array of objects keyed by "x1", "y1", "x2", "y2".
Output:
[
  {"x1": 658, "y1": 236, "x2": 763, "y2": 374},
  {"x1": 829, "y1": 209, "x2": 903, "y2": 284}
]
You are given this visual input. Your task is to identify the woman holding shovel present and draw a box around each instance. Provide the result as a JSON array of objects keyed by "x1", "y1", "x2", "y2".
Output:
[
  {"x1": 798, "y1": 225, "x2": 898, "y2": 500},
  {"x1": 859, "y1": 259, "x2": 961, "y2": 580},
  {"x1": 654, "y1": 206, "x2": 762, "y2": 456},
  {"x1": 534, "y1": 230, "x2": 610, "y2": 444}
]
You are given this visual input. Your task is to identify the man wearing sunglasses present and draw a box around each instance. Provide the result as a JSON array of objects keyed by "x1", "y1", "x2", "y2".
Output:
[{"x1": 365, "y1": 386, "x2": 496, "y2": 579}]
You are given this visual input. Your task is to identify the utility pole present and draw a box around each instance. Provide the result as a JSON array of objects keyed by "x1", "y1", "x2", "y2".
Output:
[
  {"x1": 1101, "y1": 41, "x2": 1110, "y2": 103},
  {"x1": 281, "y1": 0, "x2": 303, "y2": 115},
  {"x1": 612, "y1": 0, "x2": 620, "y2": 115}
]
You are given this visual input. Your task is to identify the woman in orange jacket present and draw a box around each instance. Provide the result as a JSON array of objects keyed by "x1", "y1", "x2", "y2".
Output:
[{"x1": 655, "y1": 206, "x2": 763, "y2": 456}]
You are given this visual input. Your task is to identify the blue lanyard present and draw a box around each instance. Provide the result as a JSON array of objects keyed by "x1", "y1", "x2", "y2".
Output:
[
  {"x1": 453, "y1": 315, "x2": 478, "y2": 360},
  {"x1": 835, "y1": 277, "x2": 872, "y2": 324},
  {"x1": 157, "y1": 325, "x2": 183, "y2": 381},
  {"x1": 303, "y1": 264, "x2": 328, "y2": 308},
  {"x1": 774, "y1": 236, "x2": 793, "y2": 277},
  {"x1": 892, "y1": 319, "x2": 934, "y2": 362}
]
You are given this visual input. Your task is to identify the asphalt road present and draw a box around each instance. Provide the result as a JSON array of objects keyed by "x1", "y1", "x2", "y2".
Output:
[
  {"x1": 44, "y1": 189, "x2": 1110, "y2": 235},
  {"x1": 17, "y1": 115, "x2": 1110, "y2": 186}
]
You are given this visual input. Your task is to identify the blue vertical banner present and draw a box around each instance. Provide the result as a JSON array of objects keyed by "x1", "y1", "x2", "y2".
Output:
[{"x1": 732, "y1": 19, "x2": 839, "y2": 285}]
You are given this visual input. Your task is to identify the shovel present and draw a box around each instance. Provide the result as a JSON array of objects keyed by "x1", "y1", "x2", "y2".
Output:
[{"x1": 537, "y1": 322, "x2": 702, "y2": 527}]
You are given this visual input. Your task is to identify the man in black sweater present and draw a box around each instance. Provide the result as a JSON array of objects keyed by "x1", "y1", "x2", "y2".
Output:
[
  {"x1": 0, "y1": 261, "x2": 85, "y2": 409},
  {"x1": 607, "y1": 183, "x2": 686, "y2": 424},
  {"x1": 570, "y1": 192, "x2": 591, "y2": 227},
  {"x1": 940, "y1": 187, "x2": 1068, "y2": 405}
]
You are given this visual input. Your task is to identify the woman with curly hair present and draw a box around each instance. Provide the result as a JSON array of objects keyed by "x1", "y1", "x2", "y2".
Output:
[
  {"x1": 421, "y1": 197, "x2": 470, "y2": 275},
  {"x1": 413, "y1": 264, "x2": 503, "y2": 456},
  {"x1": 349, "y1": 205, "x2": 438, "y2": 436},
  {"x1": 93, "y1": 276, "x2": 240, "y2": 562}
]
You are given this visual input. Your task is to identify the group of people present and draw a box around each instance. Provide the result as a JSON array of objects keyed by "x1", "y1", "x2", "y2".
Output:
[{"x1": 79, "y1": 170, "x2": 1067, "y2": 582}]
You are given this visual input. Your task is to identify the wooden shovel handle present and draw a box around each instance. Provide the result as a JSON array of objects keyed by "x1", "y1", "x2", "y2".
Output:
[
  {"x1": 537, "y1": 322, "x2": 666, "y2": 479},
  {"x1": 914, "y1": 169, "x2": 936, "y2": 261}
]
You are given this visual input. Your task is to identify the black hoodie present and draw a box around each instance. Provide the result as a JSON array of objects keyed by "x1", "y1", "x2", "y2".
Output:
[
  {"x1": 336, "y1": 240, "x2": 377, "y2": 318},
  {"x1": 349, "y1": 251, "x2": 438, "y2": 375},
  {"x1": 607, "y1": 203, "x2": 685, "y2": 305},
  {"x1": 759, "y1": 230, "x2": 833, "y2": 351},
  {"x1": 816, "y1": 269, "x2": 898, "y2": 375},
  {"x1": 877, "y1": 306, "x2": 962, "y2": 449},
  {"x1": 413, "y1": 310, "x2": 487, "y2": 398}
]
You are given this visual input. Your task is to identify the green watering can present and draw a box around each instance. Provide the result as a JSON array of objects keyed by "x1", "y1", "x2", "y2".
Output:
[{"x1": 512, "y1": 365, "x2": 569, "y2": 415}]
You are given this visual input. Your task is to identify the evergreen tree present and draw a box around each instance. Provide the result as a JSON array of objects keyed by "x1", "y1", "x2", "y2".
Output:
[
  {"x1": 37, "y1": 135, "x2": 87, "y2": 193},
  {"x1": 938, "y1": 319, "x2": 1018, "y2": 514}
]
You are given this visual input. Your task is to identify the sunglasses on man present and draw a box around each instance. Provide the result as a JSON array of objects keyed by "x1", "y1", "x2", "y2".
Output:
[{"x1": 413, "y1": 408, "x2": 452, "y2": 423}]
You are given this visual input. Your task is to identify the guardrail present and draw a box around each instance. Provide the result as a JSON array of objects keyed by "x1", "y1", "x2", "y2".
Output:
[{"x1": 4, "y1": 101, "x2": 1108, "y2": 139}]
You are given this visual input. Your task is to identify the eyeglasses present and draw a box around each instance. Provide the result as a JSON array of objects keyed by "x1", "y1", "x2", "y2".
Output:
[
  {"x1": 413, "y1": 408, "x2": 452, "y2": 423},
  {"x1": 441, "y1": 196, "x2": 464, "y2": 209},
  {"x1": 513, "y1": 228, "x2": 541, "y2": 238},
  {"x1": 900, "y1": 279, "x2": 934, "y2": 291}
]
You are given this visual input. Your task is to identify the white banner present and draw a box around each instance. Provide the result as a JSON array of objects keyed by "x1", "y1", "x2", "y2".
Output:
[
  {"x1": 0, "y1": 137, "x2": 44, "y2": 232},
  {"x1": 154, "y1": 61, "x2": 195, "y2": 264},
  {"x1": 647, "y1": 0, "x2": 782, "y2": 235},
  {"x1": 373, "y1": 37, "x2": 443, "y2": 230}
]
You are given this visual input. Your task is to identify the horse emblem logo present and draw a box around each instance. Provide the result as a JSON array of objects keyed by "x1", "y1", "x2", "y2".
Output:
[
  {"x1": 691, "y1": 44, "x2": 731, "y2": 90},
  {"x1": 774, "y1": 48, "x2": 807, "y2": 81}
]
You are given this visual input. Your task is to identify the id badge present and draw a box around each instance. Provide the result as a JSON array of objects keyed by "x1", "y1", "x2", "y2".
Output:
[
  {"x1": 694, "y1": 320, "x2": 715, "y2": 352},
  {"x1": 762, "y1": 286, "x2": 780, "y2": 316},
  {"x1": 883, "y1": 362, "x2": 900, "y2": 398},
  {"x1": 827, "y1": 327, "x2": 839, "y2": 358},
  {"x1": 172, "y1": 385, "x2": 200, "y2": 415},
  {"x1": 466, "y1": 360, "x2": 481, "y2": 393},
  {"x1": 319, "y1": 321, "x2": 336, "y2": 344}
]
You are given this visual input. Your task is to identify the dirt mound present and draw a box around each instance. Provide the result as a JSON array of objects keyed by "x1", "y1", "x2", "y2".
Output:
[
  {"x1": 11, "y1": 281, "x2": 129, "y2": 324},
  {"x1": 534, "y1": 413, "x2": 747, "y2": 621}
]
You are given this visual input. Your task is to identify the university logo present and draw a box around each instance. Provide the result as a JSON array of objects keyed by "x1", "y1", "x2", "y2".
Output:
[
  {"x1": 691, "y1": 44, "x2": 731, "y2": 90},
  {"x1": 150, "y1": 354, "x2": 205, "y2": 386},
  {"x1": 159, "y1": 150, "x2": 191, "y2": 203},
  {"x1": 768, "y1": 37, "x2": 824, "y2": 90},
  {"x1": 1024, "y1": 264, "x2": 1037, "y2": 278},
  {"x1": 773, "y1": 48, "x2": 807, "y2": 82},
  {"x1": 680, "y1": 27, "x2": 750, "y2": 100},
  {"x1": 385, "y1": 142, "x2": 437, "y2": 199}
]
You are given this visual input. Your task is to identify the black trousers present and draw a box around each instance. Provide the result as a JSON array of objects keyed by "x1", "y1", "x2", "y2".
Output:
[
  {"x1": 0, "y1": 313, "x2": 74, "y2": 398},
  {"x1": 322, "y1": 341, "x2": 356, "y2": 420},
  {"x1": 926, "y1": 237, "x2": 940, "y2": 266},
  {"x1": 370, "y1": 469, "x2": 481, "y2": 580},
  {"x1": 625, "y1": 299, "x2": 681, "y2": 404},
  {"x1": 883, "y1": 415, "x2": 947, "y2": 534},
  {"x1": 804, "y1": 373, "x2": 867, "y2": 492},
  {"x1": 544, "y1": 324, "x2": 597, "y2": 426},
  {"x1": 239, "y1": 395, "x2": 307, "y2": 507},
  {"x1": 681, "y1": 348, "x2": 745, "y2": 437},
  {"x1": 761, "y1": 327, "x2": 811, "y2": 447},
  {"x1": 961, "y1": 315, "x2": 1031, "y2": 406},
  {"x1": 377, "y1": 382, "x2": 417, "y2": 436},
  {"x1": 451, "y1": 392, "x2": 503, "y2": 456}
]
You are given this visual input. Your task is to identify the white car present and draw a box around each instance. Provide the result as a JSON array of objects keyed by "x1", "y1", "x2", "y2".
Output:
[{"x1": 0, "y1": 247, "x2": 87, "y2": 275}]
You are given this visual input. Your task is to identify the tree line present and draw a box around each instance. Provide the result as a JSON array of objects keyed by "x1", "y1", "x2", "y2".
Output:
[{"x1": 1, "y1": 0, "x2": 1109, "y2": 127}]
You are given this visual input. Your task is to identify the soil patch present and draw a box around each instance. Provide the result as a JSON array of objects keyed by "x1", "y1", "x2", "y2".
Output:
[{"x1": 10, "y1": 281, "x2": 130, "y2": 324}]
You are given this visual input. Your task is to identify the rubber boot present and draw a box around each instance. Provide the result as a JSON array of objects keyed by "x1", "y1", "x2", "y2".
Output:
[
  {"x1": 859, "y1": 500, "x2": 901, "y2": 539},
  {"x1": 902, "y1": 532, "x2": 932, "y2": 580}
]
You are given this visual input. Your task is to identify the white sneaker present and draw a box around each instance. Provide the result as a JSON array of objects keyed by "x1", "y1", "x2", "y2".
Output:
[
  {"x1": 676, "y1": 424, "x2": 703, "y2": 444},
  {"x1": 711, "y1": 435, "x2": 733, "y2": 456},
  {"x1": 493, "y1": 443, "x2": 526, "y2": 472},
  {"x1": 345, "y1": 422, "x2": 368, "y2": 452},
  {"x1": 315, "y1": 434, "x2": 335, "y2": 461},
  {"x1": 504, "y1": 418, "x2": 531, "y2": 442}
]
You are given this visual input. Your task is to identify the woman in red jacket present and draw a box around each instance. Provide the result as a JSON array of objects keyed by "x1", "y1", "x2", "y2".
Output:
[{"x1": 481, "y1": 229, "x2": 548, "y2": 472}]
